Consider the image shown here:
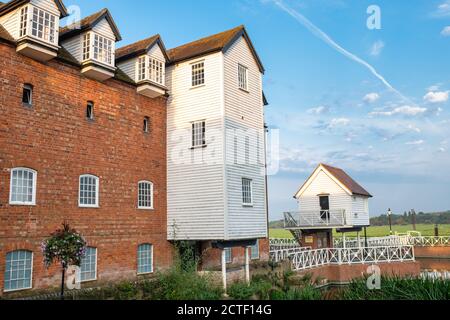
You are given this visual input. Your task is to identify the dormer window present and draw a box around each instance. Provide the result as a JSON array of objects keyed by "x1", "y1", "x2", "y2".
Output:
[
  {"x1": 14, "y1": 3, "x2": 61, "y2": 62},
  {"x1": 82, "y1": 32, "x2": 115, "y2": 67},
  {"x1": 137, "y1": 56, "x2": 165, "y2": 87},
  {"x1": 18, "y1": 5, "x2": 58, "y2": 46}
]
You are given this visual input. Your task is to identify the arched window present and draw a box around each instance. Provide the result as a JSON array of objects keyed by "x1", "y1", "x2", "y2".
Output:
[
  {"x1": 80, "y1": 247, "x2": 97, "y2": 282},
  {"x1": 138, "y1": 181, "x2": 153, "y2": 209},
  {"x1": 9, "y1": 168, "x2": 37, "y2": 205},
  {"x1": 137, "y1": 244, "x2": 153, "y2": 274},
  {"x1": 79, "y1": 175, "x2": 99, "y2": 207},
  {"x1": 4, "y1": 250, "x2": 33, "y2": 292}
]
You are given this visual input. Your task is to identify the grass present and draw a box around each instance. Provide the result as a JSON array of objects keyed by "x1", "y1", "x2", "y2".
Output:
[{"x1": 270, "y1": 224, "x2": 450, "y2": 239}]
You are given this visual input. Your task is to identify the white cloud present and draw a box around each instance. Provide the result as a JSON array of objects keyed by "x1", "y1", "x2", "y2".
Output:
[
  {"x1": 407, "y1": 124, "x2": 421, "y2": 133},
  {"x1": 432, "y1": 1, "x2": 450, "y2": 17},
  {"x1": 428, "y1": 84, "x2": 441, "y2": 91},
  {"x1": 441, "y1": 26, "x2": 450, "y2": 36},
  {"x1": 307, "y1": 106, "x2": 329, "y2": 115},
  {"x1": 363, "y1": 93, "x2": 380, "y2": 103},
  {"x1": 328, "y1": 118, "x2": 350, "y2": 128},
  {"x1": 370, "y1": 105, "x2": 428, "y2": 117},
  {"x1": 370, "y1": 40, "x2": 385, "y2": 56},
  {"x1": 424, "y1": 91, "x2": 449, "y2": 103},
  {"x1": 406, "y1": 140, "x2": 425, "y2": 146}
]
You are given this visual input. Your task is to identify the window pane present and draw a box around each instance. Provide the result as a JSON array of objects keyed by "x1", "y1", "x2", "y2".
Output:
[
  {"x1": 192, "y1": 62, "x2": 204, "y2": 87},
  {"x1": 242, "y1": 178, "x2": 253, "y2": 205},
  {"x1": 79, "y1": 175, "x2": 98, "y2": 206},
  {"x1": 251, "y1": 240, "x2": 260, "y2": 260},
  {"x1": 10, "y1": 169, "x2": 35, "y2": 204},
  {"x1": 137, "y1": 244, "x2": 153, "y2": 274},
  {"x1": 4, "y1": 251, "x2": 32, "y2": 291},
  {"x1": 80, "y1": 247, "x2": 97, "y2": 282},
  {"x1": 192, "y1": 121, "x2": 206, "y2": 147},
  {"x1": 138, "y1": 182, "x2": 153, "y2": 208}
]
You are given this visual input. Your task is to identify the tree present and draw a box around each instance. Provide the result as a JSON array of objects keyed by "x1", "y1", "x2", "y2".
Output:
[{"x1": 41, "y1": 223, "x2": 87, "y2": 300}]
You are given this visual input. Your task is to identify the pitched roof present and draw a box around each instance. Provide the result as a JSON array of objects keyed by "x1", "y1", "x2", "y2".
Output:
[
  {"x1": 0, "y1": 0, "x2": 68, "y2": 18},
  {"x1": 115, "y1": 34, "x2": 168, "y2": 62},
  {"x1": 320, "y1": 164, "x2": 372, "y2": 197},
  {"x1": 60, "y1": 8, "x2": 122, "y2": 41},
  {"x1": 295, "y1": 164, "x2": 373, "y2": 198},
  {"x1": 167, "y1": 25, "x2": 264, "y2": 73}
]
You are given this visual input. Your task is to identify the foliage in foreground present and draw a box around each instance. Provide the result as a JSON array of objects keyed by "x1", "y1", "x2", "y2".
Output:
[{"x1": 341, "y1": 277, "x2": 450, "y2": 301}]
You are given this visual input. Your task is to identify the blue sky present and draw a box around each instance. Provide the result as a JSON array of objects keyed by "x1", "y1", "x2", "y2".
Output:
[{"x1": 64, "y1": 0, "x2": 450, "y2": 219}]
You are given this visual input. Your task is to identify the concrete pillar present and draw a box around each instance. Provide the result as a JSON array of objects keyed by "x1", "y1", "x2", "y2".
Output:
[
  {"x1": 245, "y1": 247, "x2": 250, "y2": 284},
  {"x1": 221, "y1": 249, "x2": 227, "y2": 294}
]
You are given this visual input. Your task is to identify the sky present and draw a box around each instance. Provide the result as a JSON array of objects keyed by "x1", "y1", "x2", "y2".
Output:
[{"x1": 63, "y1": 0, "x2": 450, "y2": 220}]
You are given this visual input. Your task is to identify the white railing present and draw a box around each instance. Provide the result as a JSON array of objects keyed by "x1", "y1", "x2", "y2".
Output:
[
  {"x1": 270, "y1": 247, "x2": 312, "y2": 263},
  {"x1": 334, "y1": 235, "x2": 411, "y2": 248},
  {"x1": 284, "y1": 210, "x2": 347, "y2": 228},
  {"x1": 269, "y1": 238, "x2": 299, "y2": 251},
  {"x1": 411, "y1": 236, "x2": 450, "y2": 247},
  {"x1": 334, "y1": 235, "x2": 450, "y2": 248},
  {"x1": 291, "y1": 246, "x2": 415, "y2": 271}
]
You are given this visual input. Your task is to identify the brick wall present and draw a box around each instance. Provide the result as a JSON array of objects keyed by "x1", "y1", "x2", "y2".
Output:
[
  {"x1": 0, "y1": 42, "x2": 174, "y2": 296},
  {"x1": 200, "y1": 239, "x2": 270, "y2": 270}
]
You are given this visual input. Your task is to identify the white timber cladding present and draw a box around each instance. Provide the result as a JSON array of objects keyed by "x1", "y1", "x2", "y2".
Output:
[
  {"x1": 167, "y1": 36, "x2": 267, "y2": 241},
  {"x1": 224, "y1": 36, "x2": 267, "y2": 239},
  {"x1": 167, "y1": 52, "x2": 226, "y2": 240},
  {"x1": 61, "y1": 34, "x2": 83, "y2": 61},
  {"x1": 30, "y1": 0, "x2": 60, "y2": 15},
  {"x1": 0, "y1": 9, "x2": 20, "y2": 39},
  {"x1": 91, "y1": 18, "x2": 115, "y2": 40},
  {"x1": 297, "y1": 168, "x2": 370, "y2": 227}
]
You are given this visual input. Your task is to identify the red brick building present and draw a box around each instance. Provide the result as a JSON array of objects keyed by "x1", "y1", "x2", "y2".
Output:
[{"x1": 0, "y1": 0, "x2": 269, "y2": 297}]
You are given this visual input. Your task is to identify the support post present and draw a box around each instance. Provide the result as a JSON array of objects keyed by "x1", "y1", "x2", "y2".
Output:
[
  {"x1": 343, "y1": 233, "x2": 346, "y2": 249},
  {"x1": 245, "y1": 247, "x2": 250, "y2": 285},
  {"x1": 364, "y1": 227, "x2": 368, "y2": 248},
  {"x1": 357, "y1": 232, "x2": 361, "y2": 248},
  {"x1": 221, "y1": 249, "x2": 227, "y2": 295}
]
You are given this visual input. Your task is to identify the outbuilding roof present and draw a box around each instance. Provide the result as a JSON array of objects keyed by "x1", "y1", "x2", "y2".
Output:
[{"x1": 295, "y1": 164, "x2": 373, "y2": 198}]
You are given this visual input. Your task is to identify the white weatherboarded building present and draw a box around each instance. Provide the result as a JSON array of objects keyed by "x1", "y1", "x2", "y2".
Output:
[
  {"x1": 165, "y1": 26, "x2": 268, "y2": 245},
  {"x1": 285, "y1": 164, "x2": 372, "y2": 248}
]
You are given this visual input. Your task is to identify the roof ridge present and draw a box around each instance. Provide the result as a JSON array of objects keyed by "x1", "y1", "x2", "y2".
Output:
[{"x1": 167, "y1": 25, "x2": 244, "y2": 53}]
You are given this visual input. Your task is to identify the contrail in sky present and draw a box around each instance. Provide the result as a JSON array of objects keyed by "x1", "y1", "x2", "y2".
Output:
[{"x1": 271, "y1": 0, "x2": 411, "y2": 103}]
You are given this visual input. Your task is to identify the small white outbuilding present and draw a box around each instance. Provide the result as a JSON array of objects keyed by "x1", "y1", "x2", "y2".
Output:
[{"x1": 285, "y1": 164, "x2": 372, "y2": 248}]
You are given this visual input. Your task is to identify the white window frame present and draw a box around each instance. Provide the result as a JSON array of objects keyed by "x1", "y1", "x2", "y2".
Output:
[
  {"x1": 3, "y1": 250, "x2": 33, "y2": 293},
  {"x1": 9, "y1": 168, "x2": 37, "y2": 206},
  {"x1": 80, "y1": 247, "x2": 97, "y2": 283},
  {"x1": 138, "y1": 181, "x2": 154, "y2": 210},
  {"x1": 137, "y1": 244, "x2": 154, "y2": 275},
  {"x1": 79, "y1": 174, "x2": 100, "y2": 208},
  {"x1": 225, "y1": 248, "x2": 232, "y2": 264},
  {"x1": 242, "y1": 178, "x2": 253, "y2": 206},
  {"x1": 191, "y1": 120, "x2": 206, "y2": 148},
  {"x1": 250, "y1": 240, "x2": 260, "y2": 260},
  {"x1": 238, "y1": 64, "x2": 249, "y2": 91},
  {"x1": 136, "y1": 56, "x2": 165, "y2": 86},
  {"x1": 82, "y1": 31, "x2": 115, "y2": 67},
  {"x1": 191, "y1": 60, "x2": 205, "y2": 87},
  {"x1": 19, "y1": 5, "x2": 59, "y2": 46}
]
